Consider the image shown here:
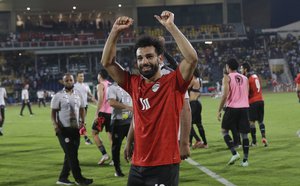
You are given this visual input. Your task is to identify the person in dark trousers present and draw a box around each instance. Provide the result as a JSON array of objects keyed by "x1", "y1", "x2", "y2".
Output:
[
  {"x1": 241, "y1": 62, "x2": 268, "y2": 147},
  {"x1": 74, "y1": 71, "x2": 96, "y2": 145},
  {"x1": 37, "y1": 89, "x2": 46, "y2": 107},
  {"x1": 51, "y1": 73, "x2": 93, "y2": 186},
  {"x1": 107, "y1": 82, "x2": 133, "y2": 177},
  {"x1": 92, "y1": 70, "x2": 112, "y2": 165},
  {"x1": 295, "y1": 72, "x2": 300, "y2": 103},
  {"x1": 0, "y1": 84, "x2": 7, "y2": 136},
  {"x1": 188, "y1": 69, "x2": 208, "y2": 148},
  {"x1": 20, "y1": 84, "x2": 34, "y2": 116},
  {"x1": 218, "y1": 59, "x2": 250, "y2": 167}
]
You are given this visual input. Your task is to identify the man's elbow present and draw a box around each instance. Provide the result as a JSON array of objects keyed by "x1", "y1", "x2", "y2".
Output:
[
  {"x1": 101, "y1": 56, "x2": 116, "y2": 68},
  {"x1": 189, "y1": 52, "x2": 198, "y2": 65},
  {"x1": 101, "y1": 59, "x2": 109, "y2": 68}
]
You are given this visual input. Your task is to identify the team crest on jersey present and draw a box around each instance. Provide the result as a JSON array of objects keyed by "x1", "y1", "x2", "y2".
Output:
[
  {"x1": 65, "y1": 138, "x2": 70, "y2": 143},
  {"x1": 152, "y1": 83, "x2": 160, "y2": 92}
]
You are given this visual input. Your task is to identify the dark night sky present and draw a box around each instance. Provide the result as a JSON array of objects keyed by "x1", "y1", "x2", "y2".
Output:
[{"x1": 271, "y1": 0, "x2": 300, "y2": 27}]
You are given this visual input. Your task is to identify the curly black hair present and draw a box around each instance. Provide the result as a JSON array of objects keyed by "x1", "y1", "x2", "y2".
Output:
[{"x1": 134, "y1": 35, "x2": 164, "y2": 56}]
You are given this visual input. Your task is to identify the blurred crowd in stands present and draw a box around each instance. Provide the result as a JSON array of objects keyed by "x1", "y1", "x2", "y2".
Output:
[
  {"x1": 0, "y1": 11, "x2": 243, "y2": 46},
  {"x1": 0, "y1": 11, "x2": 300, "y2": 104}
]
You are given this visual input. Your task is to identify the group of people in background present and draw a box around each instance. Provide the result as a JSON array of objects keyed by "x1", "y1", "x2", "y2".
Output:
[
  {"x1": 50, "y1": 68, "x2": 134, "y2": 185},
  {"x1": 217, "y1": 58, "x2": 269, "y2": 167}
]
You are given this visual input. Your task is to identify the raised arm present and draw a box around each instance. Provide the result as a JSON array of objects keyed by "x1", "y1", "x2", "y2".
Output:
[
  {"x1": 155, "y1": 11, "x2": 198, "y2": 81},
  {"x1": 101, "y1": 16, "x2": 134, "y2": 85}
]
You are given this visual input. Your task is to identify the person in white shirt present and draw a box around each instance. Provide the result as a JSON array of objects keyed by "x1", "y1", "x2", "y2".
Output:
[
  {"x1": 51, "y1": 73, "x2": 93, "y2": 186},
  {"x1": 0, "y1": 84, "x2": 7, "y2": 136},
  {"x1": 37, "y1": 89, "x2": 46, "y2": 107},
  {"x1": 74, "y1": 71, "x2": 96, "y2": 145},
  {"x1": 20, "y1": 84, "x2": 34, "y2": 116}
]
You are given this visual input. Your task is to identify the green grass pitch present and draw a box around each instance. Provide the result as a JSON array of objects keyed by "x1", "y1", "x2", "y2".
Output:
[{"x1": 0, "y1": 92, "x2": 299, "y2": 186}]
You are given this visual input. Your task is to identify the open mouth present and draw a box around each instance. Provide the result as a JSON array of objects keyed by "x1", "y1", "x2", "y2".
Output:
[{"x1": 142, "y1": 66, "x2": 152, "y2": 71}]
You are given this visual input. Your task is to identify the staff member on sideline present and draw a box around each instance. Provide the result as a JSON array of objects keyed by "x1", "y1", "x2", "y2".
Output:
[
  {"x1": 107, "y1": 82, "x2": 133, "y2": 177},
  {"x1": 37, "y1": 89, "x2": 46, "y2": 107},
  {"x1": 20, "y1": 84, "x2": 34, "y2": 116},
  {"x1": 51, "y1": 73, "x2": 93, "y2": 186},
  {"x1": 0, "y1": 83, "x2": 7, "y2": 136}
]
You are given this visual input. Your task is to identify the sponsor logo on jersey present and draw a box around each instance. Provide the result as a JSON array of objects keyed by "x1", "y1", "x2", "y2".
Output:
[{"x1": 152, "y1": 83, "x2": 160, "y2": 92}]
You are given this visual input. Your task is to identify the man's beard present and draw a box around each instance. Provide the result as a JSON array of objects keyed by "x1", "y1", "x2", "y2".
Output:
[
  {"x1": 64, "y1": 85, "x2": 74, "y2": 91},
  {"x1": 138, "y1": 63, "x2": 159, "y2": 79}
]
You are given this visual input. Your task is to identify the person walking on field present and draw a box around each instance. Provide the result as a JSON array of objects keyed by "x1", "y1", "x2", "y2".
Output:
[
  {"x1": 20, "y1": 84, "x2": 34, "y2": 116},
  {"x1": 218, "y1": 59, "x2": 250, "y2": 167},
  {"x1": 51, "y1": 73, "x2": 93, "y2": 186},
  {"x1": 188, "y1": 68, "x2": 208, "y2": 148},
  {"x1": 37, "y1": 89, "x2": 46, "y2": 107},
  {"x1": 241, "y1": 62, "x2": 268, "y2": 147},
  {"x1": 295, "y1": 72, "x2": 300, "y2": 103},
  {"x1": 107, "y1": 82, "x2": 133, "y2": 177},
  {"x1": 74, "y1": 71, "x2": 96, "y2": 145},
  {"x1": 0, "y1": 84, "x2": 7, "y2": 136},
  {"x1": 91, "y1": 70, "x2": 112, "y2": 165}
]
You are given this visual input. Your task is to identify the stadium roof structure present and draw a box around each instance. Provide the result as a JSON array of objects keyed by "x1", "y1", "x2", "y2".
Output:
[{"x1": 262, "y1": 20, "x2": 300, "y2": 37}]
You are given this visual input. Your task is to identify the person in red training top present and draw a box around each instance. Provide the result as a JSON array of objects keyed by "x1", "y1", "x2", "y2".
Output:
[
  {"x1": 295, "y1": 72, "x2": 300, "y2": 103},
  {"x1": 101, "y1": 11, "x2": 197, "y2": 186},
  {"x1": 241, "y1": 62, "x2": 268, "y2": 147}
]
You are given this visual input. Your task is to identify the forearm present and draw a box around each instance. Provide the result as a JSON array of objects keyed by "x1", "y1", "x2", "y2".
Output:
[
  {"x1": 109, "y1": 100, "x2": 132, "y2": 110},
  {"x1": 101, "y1": 30, "x2": 119, "y2": 68},
  {"x1": 218, "y1": 95, "x2": 227, "y2": 112},
  {"x1": 165, "y1": 23, "x2": 197, "y2": 64},
  {"x1": 88, "y1": 92, "x2": 96, "y2": 102},
  {"x1": 180, "y1": 100, "x2": 191, "y2": 146},
  {"x1": 51, "y1": 110, "x2": 60, "y2": 127},
  {"x1": 79, "y1": 108, "x2": 85, "y2": 123},
  {"x1": 126, "y1": 121, "x2": 134, "y2": 145}
]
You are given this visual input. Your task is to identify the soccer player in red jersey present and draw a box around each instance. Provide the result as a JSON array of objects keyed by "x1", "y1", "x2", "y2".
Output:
[
  {"x1": 101, "y1": 11, "x2": 198, "y2": 186},
  {"x1": 241, "y1": 62, "x2": 268, "y2": 147},
  {"x1": 295, "y1": 72, "x2": 300, "y2": 103}
]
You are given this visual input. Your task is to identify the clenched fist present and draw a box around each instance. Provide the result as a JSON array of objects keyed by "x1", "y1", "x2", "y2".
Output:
[{"x1": 112, "y1": 16, "x2": 134, "y2": 32}]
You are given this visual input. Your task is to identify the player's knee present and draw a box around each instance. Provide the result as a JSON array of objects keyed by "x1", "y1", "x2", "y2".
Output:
[
  {"x1": 221, "y1": 129, "x2": 229, "y2": 136},
  {"x1": 92, "y1": 130, "x2": 99, "y2": 136},
  {"x1": 241, "y1": 133, "x2": 248, "y2": 140}
]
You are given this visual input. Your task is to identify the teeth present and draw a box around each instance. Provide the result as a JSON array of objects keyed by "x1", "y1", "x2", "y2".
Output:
[{"x1": 143, "y1": 66, "x2": 151, "y2": 71}]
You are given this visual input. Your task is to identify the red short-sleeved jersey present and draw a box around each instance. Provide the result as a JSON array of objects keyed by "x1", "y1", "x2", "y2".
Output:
[
  {"x1": 248, "y1": 74, "x2": 263, "y2": 104},
  {"x1": 295, "y1": 73, "x2": 300, "y2": 84},
  {"x1": 121, "y1": 68, "x2": 191, "y2": 166}
]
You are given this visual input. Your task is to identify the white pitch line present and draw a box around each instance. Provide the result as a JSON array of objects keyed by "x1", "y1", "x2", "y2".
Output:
[{"x1": 185, "y1": 158, "x2": 236, "y2": 186}]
